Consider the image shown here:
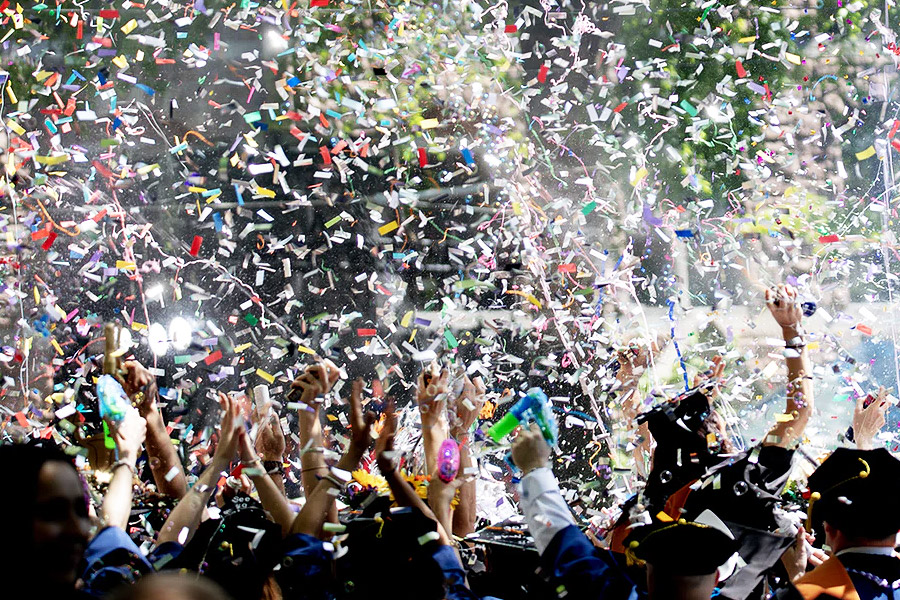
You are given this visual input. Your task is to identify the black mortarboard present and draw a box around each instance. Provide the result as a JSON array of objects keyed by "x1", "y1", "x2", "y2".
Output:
[
  {"x1": 637, "y1": 383, "x2": 721, "y2": 508},
  {"x1": 625, "y1": 517, "x2": 739, "y2": 576},
  {"x1": 806, "y1": 448, "x2": 900, "y2": 539}
]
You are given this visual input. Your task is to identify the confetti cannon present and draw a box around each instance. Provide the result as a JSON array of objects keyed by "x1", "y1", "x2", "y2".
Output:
[{"x1": 487, "y1": 387, "x2": 557, "y2": 446}]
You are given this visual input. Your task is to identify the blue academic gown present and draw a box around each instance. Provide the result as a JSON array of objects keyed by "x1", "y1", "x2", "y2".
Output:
[{"x1": 539, "y1": 525, "x2": 642, "y2": 600}]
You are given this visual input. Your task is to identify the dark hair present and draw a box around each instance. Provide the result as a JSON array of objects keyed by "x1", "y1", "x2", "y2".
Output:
[
  {"x1": 819, "y1": 500, "x2": 900, "y2": 541},
  {"x1": 697, "y1": 410, "x2": 736, "y2": 455},
  {"x1": 0, "y1": 444, "x2": 82, "y2": 578}
]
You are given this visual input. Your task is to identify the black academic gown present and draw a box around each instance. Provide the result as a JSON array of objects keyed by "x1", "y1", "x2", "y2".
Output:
[{"x1": 778, "y1": 552, "x2": 900, "y2": 600}]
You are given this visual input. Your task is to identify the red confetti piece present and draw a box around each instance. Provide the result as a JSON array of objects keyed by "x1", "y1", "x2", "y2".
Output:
[
  {"x1": 735, "y1": 60, "x2": 747, "y2": 78},
  {"x1": 613, "y1": 102, "x2": 628, "y2": 113},
  {"x1": 417, "y1": 147, "x2": 427, "y2": 167},
  {"x1": 537, "y1": 65, "x2": 549, "y2": 83},
  {"x1": 891, "y1": 139, "x2": 900, "y2": 153},
  {"x1": 857, "y1": 324, "x2": 873, "y2": 336},
  {"x1": 818, "y1": 234, "x2": 840, "y2": 244},
  {"x1": 504, "y1": 24, "x2": 517, "y2": 33},
  {"x1": 14, "y1": 411, "x2": 27, "y2": 427},
  {"x1": 189, "y1": 235, "x2": 203, "y2": 256},
  {"x1": 320, "y1": 146, "x2": 332, "y2": 165},
  {"x1": 204, "y1": 350, "x2": 223, "y2": 365},
  {"x1": 92, "y1": 208, "x2": 107, "y2": 222},
  {"x1": 98, "y1": 9, "x2": 119, "y2": 17},
  {"x1": 889, "y1": 120, "x2": 900, "y2": 139},
  {"x1": 310, "y1": 0, "x2": 328, "y2": 6},
  {"x1": 357, "y1": 328, "x2": 377, "y2": 336},
  {"x1": 92, "y1": 160, "x2": 114, "y2": 178},
  {"x1": 557, "y1": 263, "x2": 576, "y2": 273},
  {"x1": 42, "y1": 232, "x2": 57, "y2": 251}
]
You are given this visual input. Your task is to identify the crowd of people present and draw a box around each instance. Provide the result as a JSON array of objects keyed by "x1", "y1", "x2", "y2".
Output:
[{"x1": 4, "y1": 283, "x2": 900, "y2": 600}]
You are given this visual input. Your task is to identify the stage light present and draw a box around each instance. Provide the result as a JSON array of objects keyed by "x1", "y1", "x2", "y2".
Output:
[
  {"x1": 169, "y1": 317, "x2": 192, "y2": 351},
  {"x1": 149, "y1": 323, "x2": 168, "y2": 356}
]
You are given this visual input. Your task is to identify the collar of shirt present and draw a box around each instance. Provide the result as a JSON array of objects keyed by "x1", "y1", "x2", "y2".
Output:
[{"x1": 836, "y1": 546, "x2": 896, "y2": 557}]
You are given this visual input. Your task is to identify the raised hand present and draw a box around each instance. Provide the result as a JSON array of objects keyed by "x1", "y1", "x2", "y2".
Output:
[
  {"x1": 289, "y1": 359, "x2": 341, "y2": 404},
  {"x1": 692, "y1": 355, "x2": 725, "y2": 396},
  {"x1": 449, "y1": 375, "x2": 486, "y2": 438},
  {"x1": 417, "y1": 363, "x2": 450, "y2": 432},
  {"x1": 766, "y1": 284, "x2": 803, "y2": 333},
  {"x1": 345, "y1": 379, "x2": 376, "y2": 463},
  {"x1": 253, "y1": 398, "x2": 286, "y2": 461},
  {"x1": 213, "y1": 392, "x2": 241, "y2": 468},
  {"x1": 852, "y1": 387, "x2": 890, "y2": 450},
  {"x1": 121, "y1": 360, "x2": 159, "y2": 416},
  {"x1": 510, "y1": 422, "x2": 551, "y2": 475},
  {"x1": 375, "y1": 399, "x2": 398, "y2": 475},
  {"x1": 107, "y1": 407, "x2": 146, "y2": 464}
]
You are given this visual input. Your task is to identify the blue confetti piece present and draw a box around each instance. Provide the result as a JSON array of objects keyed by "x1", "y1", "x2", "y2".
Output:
[
  {"x1": 286, "y1": 76, "x2": 300, "y2": 87},
  {"x1": 135, "y1": 83, "x2": 155, "y2": 96},
  {"x1": 674, "y1": 229, "x2": 694, "y2": 238},
  {"x1": 461, "y1": 148, "x2": 474, "y2": 165},
  {"x1": 213, "y1": 212, "x2": 223, "y2": 232}
]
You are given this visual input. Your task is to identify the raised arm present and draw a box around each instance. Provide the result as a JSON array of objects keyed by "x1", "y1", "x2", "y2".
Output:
[
  {"x1": 290, "y1": 379, "x2": 374, "y2": 538},
  {"x1": 238, "y1": 426, "x2": 295, "y2": 536},
  {"x1": 156, "y1": 393, "x2": 240, "y2": 546},
  {"x1": 101, "y1": 408, "x2": 147, "y2": 530},
  {"x1": 448, "y1": 375, "x2": 485, "y2": 537},
  {"x1": 417, "y1": 364, "x2": 450, "y2": 477},
  {"x1": 124, "y1": 361, "x2": 188, "y2": 499},
  {"x1": 763, "y1": 284, "x2": 814, "y2": 448},
  {"x1": 252, "y1": 393, "x2": 287, "y2": 497},
  {"x1": 292, "y1": 361, "x2": 340, "y2": 509}
]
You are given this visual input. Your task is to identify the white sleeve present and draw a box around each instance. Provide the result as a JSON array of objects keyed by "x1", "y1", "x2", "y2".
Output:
[{"x1": 518, "y1": 467, "x2": 575, "y2": 554}]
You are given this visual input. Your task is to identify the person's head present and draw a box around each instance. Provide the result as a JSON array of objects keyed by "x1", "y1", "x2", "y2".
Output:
[
  {"x1": 0, "y1": 444, "x2": 91, "y2": 589},
  {"x1": 109, "y1": 573, "x2": 231, "y2": 600},
  {"x1": 645, "y1": 565, "x2": 719, "y2": 600},
  {"x1": 168, "y1": 492, "x2": 282, "y2": 600},
  {"x1": 697, "y1": 409, "x2": 736, "y2": 455},
  {"x1": 807, "y1": 448, "x2": 900, "y2": 552},
  {"x1": 626, "y1": 517, "x2": 738, "y2": 600}
]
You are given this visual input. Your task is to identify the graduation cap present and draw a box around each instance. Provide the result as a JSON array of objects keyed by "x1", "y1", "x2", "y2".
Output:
[
  {"x1": 165, "y1": 493, "x2": 283, "y2": 598},
  {"x1": 636, "y1": 383, "x2": 722, "y2": 507},
  {"x1": 624, "y1": 511, "x2": 740, "y2": 577},
  {"x1": 336, "y1": 497, "x2": 449, "y2": 600},
  {"x1": 806, "y1": 448, "x2": 900, "y2": 539}
]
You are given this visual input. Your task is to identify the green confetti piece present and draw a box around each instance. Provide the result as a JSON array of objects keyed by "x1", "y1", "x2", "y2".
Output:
[
  {"x1": 581, "y1": 201, "x2": 597, "y2": 216},
  {"x1": 174, "y1": 355, "x2": 192, "y2": 365},
  {"x1": 680, "y1": 99, "x2": 698, "y2": 117},
  {"x1": 453, "y1": 279, "x2": 496, "y2": 291},
  {"x1": 244, "y1": 313, "x2": 259, "y2": 326},
  {"x1": 324, "y1": 215, "x2": 342, "y2": 228},
  {"x1": 243, "y1": 111, "x2": 262, "y2": 123},
  {"x1": 443, "y1": 329, "x2": 459, "y2": 348}
]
